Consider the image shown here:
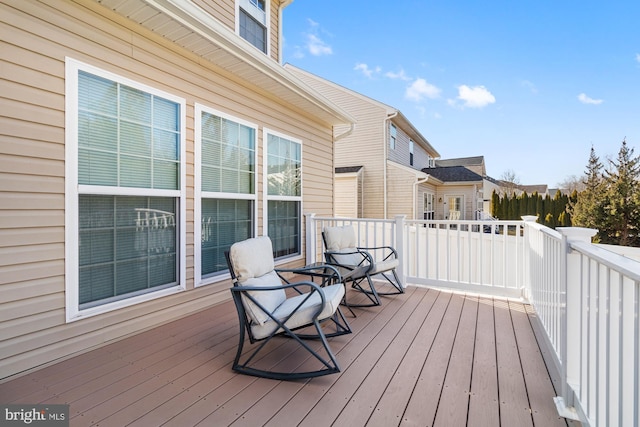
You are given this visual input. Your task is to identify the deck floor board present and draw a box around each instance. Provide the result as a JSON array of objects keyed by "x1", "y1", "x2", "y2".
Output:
[{"x1": 0, "y1": 286, "x2": 566, "y2": 427}]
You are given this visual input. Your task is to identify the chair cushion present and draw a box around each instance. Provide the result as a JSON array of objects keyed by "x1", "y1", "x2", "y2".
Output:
[
  {"x1": 369, "y1": 258, "x2": 399, "y2": 274},
  {"x1": 240, "y1": 270, "x2": 287, "y2": 326},
  {"x1": 323, "y1": 225, "x2": 357, "y2": 251},
  {"x1": 331, "y1": 248, "x2": 367, "y2": 267},
  {"x1": 250, "y1": 283, "x2": 345, "y2": 340},
  {"x1": 230, "y1": 236, "x2": 275, "y2": 281}
]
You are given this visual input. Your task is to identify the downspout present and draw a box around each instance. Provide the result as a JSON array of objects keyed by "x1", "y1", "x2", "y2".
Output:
[
  {"x1": 384, "y1": 111, "x2": 398, "y2": 219},
  {"x1": 278, "y1": 0, "x2": 294, "y2": 65},
  {"x1": 334, "y1": 123, "x2": 356, "y2": 142}
]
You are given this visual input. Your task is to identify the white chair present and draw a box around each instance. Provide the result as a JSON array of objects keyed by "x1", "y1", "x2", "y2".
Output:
[
  {"x1": 322, "y1": 225, "x2": 403, "y2": 307},
  {"x1": 226, "y1": 236, "x2": 351, "y2": 380}
]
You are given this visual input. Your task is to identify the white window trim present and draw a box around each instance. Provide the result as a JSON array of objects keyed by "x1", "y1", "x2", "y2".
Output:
[
  {"x1": 64, "y1": 57, "x2": 187, "y2": 323},
  {"x1": 390, "y1": 123, "x2": 397, "y2": 150},
  {"x1": 194, "y1": 104, "x2": 258, "y2": 287},
  {"x1": 236, "y1": 0, "x2": 271, "y2": 56},
  {"x1": 262, "y1": 128, "x2": 303, "y2": 263}
]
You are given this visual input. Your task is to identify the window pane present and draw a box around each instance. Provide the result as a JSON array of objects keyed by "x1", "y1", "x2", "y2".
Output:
[
  {"x1": 154, "y1": 97, "x2": 180, "y2": 131},
  {"x1": 79, "y1": 72, "x2": 117, "y2": 115},
  {"x1": 78, "y1": 71, "x2": 180, "y2": 190},
  {"x1": 120, "y1": 86, "x2": 151, "y2": 123},
  {"x1": 79, "y1": 195, "x2": 177, "y2": 307},
  {"x1": 201, "y1": 199, "x2": 253, "y2": 277},
  {"x1": 120, "y1": 155, "x2": 151, "y2": 188},
  {"x1": 120, "y1": 122, "x2": 151, "y2": 157},
  {"x1": 239, "y1": 9, "x2": 266, "y2": 53},
  {"x1": 268, "y1": 200, "x2": 300, "y2": 258},
  {"x1": 153, "y1": 160, "x2": 179, "y2": 190},
  {"x1": 200, "y1": 111, "x2": 254, "y2": 195},
  {"x1": 79, "y1": 149, "x2": 117, "y2": 186},
  {"x1": 267, "y1": 135, "x2": 301, "y2": 197}
]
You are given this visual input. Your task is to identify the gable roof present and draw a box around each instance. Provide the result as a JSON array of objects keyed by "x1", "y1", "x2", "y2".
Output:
[
  {"x1": 435, "y1": 156, "x2": 486, "y2": 175},
  {"x1": 284, "y1": 64, "x2": 438, "y2": 156},
  {"x1": 422, "y1": 166, "x2": 483, "y2": 183},
  {"x1": 434, "y1": 156, "x2": 484, "y2": 167},
  {"x1": 335, "y1": 166, "x2": 364, "y2": 174},
  {"x1": 98, "y1": 0, "x2": 355, "y2": 126}
]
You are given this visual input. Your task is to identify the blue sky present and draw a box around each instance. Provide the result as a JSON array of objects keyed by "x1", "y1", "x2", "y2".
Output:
[{"x1": 282, "y1": 0, "x2": 640, "y2": 187}]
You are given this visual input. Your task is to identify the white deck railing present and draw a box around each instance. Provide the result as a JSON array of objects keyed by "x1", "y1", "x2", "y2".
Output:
[{"x1": 305, "y1": 213, "x2": 640, "y2": 427}]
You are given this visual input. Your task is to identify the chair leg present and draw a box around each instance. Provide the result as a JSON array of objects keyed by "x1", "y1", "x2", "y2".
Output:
[
  {"x1": 373, "y1": 269, "x2": 404, "y2": 295},
  {"x1": 345, "y1": 276, "x2": 381, "y2": 307},
  {"x1": 232, "y1": 321, "x2": 342, "y2": 380}
]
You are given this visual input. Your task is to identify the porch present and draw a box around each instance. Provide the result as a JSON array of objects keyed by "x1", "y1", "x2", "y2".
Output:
[{"x1": 0, "y1": 285, "x2": 565, "y2": 426}]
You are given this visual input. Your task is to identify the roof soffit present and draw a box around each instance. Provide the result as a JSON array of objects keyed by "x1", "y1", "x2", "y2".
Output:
[{"x1": 93, "y1": 0, "x2": 354, "y2": 125}]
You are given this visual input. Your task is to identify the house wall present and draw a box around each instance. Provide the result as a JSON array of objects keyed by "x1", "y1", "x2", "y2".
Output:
[
  {"x1": 387, "y1": 123, "x2": 432, "y2": 171},
  {"x1": 386, "y1": 162, "x2": 422, "y2": 219},
  {"x1": 436, "y1": 185, "x2": 479, "y2": 220},
  {"x1": 334, "y1": 174, "x2": 359, "y2": 218},
  {"x1": 194, "y1": 0, "x2": 281, "y2": 62},
  {"x1": 0, "y1": 0, "x2": 334, "y2": 379},
  {"x1": 286, "y1": 67, "x2": 388, "y2": 219}
]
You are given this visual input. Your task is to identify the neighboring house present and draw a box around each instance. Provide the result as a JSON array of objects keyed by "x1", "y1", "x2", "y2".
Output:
[
  {"x1": 0, "y1": 0, "x2": 354, "y2": 379},
  {"x1": 426, "y1": 156, "x2": 502, "y2": 220},
  {"x1": 285, "y1": 64, "x2": 441, "y2": 220}
]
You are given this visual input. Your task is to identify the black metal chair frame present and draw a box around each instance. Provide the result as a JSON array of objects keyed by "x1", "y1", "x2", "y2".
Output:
[
  {"x1": 225, "y1": 251, "x2": 351, "y2": 380},
  {"x1": 322, "y1": 232, "x2": 404, "y2": 308}
]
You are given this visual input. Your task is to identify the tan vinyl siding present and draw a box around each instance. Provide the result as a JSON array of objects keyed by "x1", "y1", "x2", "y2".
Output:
[
  {"x1": 269, "y1": 0, "x2": 280, "y2": 61},
  {"x1": 386, "y1": 163, "x2": 419, "y2": 219},
  {"x1": 0, "y1": 0, "x2": 334, "y2": 379},
  {"x1": 335, "y1": 175, "x2": 359, "y2": 218},
  {"x1": 437, "y1": 185, "x2": 479, "y2": 220},
  {"x1": 194, "y1": 0, "x2": 235, "y2": 30},
  {"x1": 286, "y1": 67, "x2": 388, "y2": 219}
]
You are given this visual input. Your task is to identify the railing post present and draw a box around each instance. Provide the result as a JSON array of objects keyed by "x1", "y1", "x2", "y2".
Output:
[
  {"x1": 555, "y1": 226, "x2": 598, "y2": 422},
  {"x1": 305, "y1": 212, "x2": 316, "y2": 265},
  {"x1": 395, "y1": 215, "x2": 406, "y2": 288},
  {"x1": 521, "y1": 215, "x2": 538, "y2": 301}
]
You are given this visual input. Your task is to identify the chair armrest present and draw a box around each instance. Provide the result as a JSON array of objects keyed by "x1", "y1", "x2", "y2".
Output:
[
  {"x1": 357, "y1": 245, "x2": 398, "y2": 261},
  {"x1": 276, "y1": 264, "x2": 343, "y2": 284},
  {"x1": 231, "y1": 280, "x2": 327, "y2": 323},
  {"x1": 324, "y1": 248, "x2": 374, "y2": 270}
]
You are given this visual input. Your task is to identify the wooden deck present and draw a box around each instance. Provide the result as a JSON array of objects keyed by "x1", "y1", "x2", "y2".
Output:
[{"x1": 0, "y1": 286, "x2": 567, "y2": 426}]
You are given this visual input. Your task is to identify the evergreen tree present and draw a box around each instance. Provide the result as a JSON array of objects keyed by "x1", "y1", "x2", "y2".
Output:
[
  {"x1": 491, "y1": 191, "x2": 500, "y2": 218},
  {"x1": 601, "y1": 139, "x2": 640, "y2": 246},
  {"x1": 570, "y1": 146, "x2": 606, "y2": 241}
]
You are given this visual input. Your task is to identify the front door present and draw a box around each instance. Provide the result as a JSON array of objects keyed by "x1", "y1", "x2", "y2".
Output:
[{"x1": 444, "y1": 195, "x2": 464, "y2": 220}]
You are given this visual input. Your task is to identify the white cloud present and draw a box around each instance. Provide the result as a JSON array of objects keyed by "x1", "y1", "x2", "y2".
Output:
[
  {"x1": 521, "y1": 80, "x2": 538, "y2": 94},
  {"x1": 306, "y1": 34, "x2": 332, "y2": 56},
  {"x1": 578, "y1": 93, "x2": 603, "y2": 105},
  {"x1": 455, "y1": 85, "x2": 496, "y2": 108},
  {"x1": 405, "y1": 78, "x2": 441, "y2": 102},
  {"x1": 302, "y1": 19, "x2": 332, "y2": 56},
  {"x1": 636, "y1": 53, "x2": 640, "y2": 63},
  {"x1": 354, "y1": 63, "x2": 380, "y2": 78},
  {"x1": 385, "y1": 68, "x2": 411, "y2": 81}
]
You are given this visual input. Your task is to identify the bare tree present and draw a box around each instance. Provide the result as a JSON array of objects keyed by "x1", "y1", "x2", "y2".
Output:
[
  {"x1": 499, "y1": 169, "x2": 521, "y2": 197},
  {"x1": 558, "y1": 174, "x2": 585, "y2": 193}
]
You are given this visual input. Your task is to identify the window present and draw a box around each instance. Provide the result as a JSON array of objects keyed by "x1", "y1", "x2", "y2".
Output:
[
  {"x1": 65, "y1": 58, "x2": 186, "y2": 321},
  {"x1": 423, "y1": 193, "x2": 435, "y2": 220},
  {"x1": 409, "y1": 139, "x2": 414, "y2": 166},
  {"x1": 264, "y1": 130, "x2": 302, "y2": 259},
  {"x1": 238, "y1": 0, "x2": 268, "y2": 53},
  {"x1": 195, "y1": 105, "x2": 257, "y2": 284},
  {"x1": 390, "y1": 124, "x2": 397, "y2": 150}
]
